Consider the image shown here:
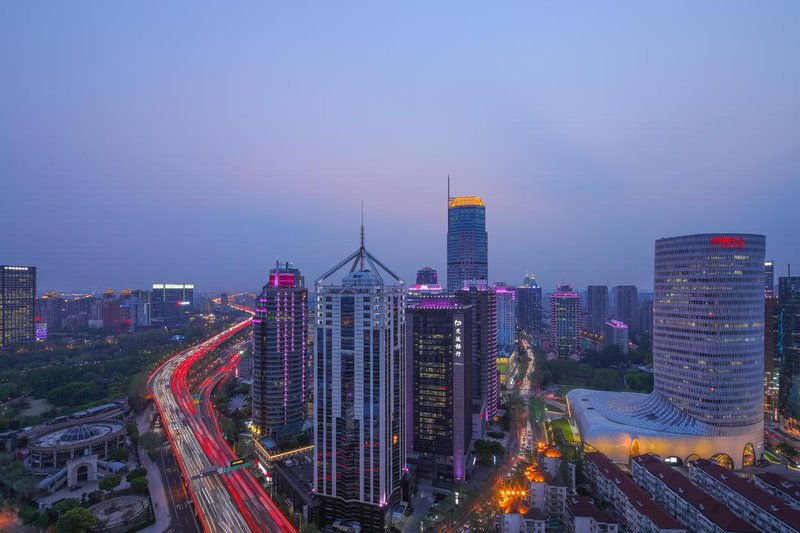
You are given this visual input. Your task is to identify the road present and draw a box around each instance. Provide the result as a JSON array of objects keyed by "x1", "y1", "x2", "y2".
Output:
[{"x1": 149, "y1": 316, "x2": 295, "y2": 532}]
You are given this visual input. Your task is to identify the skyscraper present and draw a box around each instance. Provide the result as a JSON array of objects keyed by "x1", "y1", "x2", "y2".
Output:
[
  {"x1": 549, "y1": 285, "x2": 580, "y2": 358},
  {"x1": 613, "y1": 285, "x2": 638, "y2": 333},
  {"x1": 568, "y1": 233, "x2": 765, "y2": 468},
  {"x1": 407, "y1": 266, "x2": 443, "y2": 307},
  {"x1": 253, "y1": 262, "x2": 308, "y2": 440},
  {"x1": 778, "y1": 276, "x2": 800, "y2": 428},
  {"x1": 314, "y1": 238, "x2": 405, "y2": 531},
  {"x1": 765, "y1": 260, "x2": 775, "y2": 296},
  {"x1": 447, "y1": 196, "x2": 487, "y2": 294},
  {"x1": 1, "y1": 265, "x2": 36, "y2": 348},
  {"x1": 151, "y1": 283, "x2": 194, "y2": 326},
  {"x1": 406, "y1": 297, "x2": 472, "y2": 484},
  {"x1": 456, "y1": 283, "x2": 499, "y2": 421},
  {"x1": 586, "y1": 285, "x2": 609, "y2": 335},
  {"x1": 515, "y1": 274, "x2": 542, "y2": 341},
  {"x1": 494, "y1": 282, "x2": 516, "y2": 354}
]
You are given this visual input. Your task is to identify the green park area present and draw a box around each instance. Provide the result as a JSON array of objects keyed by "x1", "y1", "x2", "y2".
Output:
[{"x1": 550, "y1": 418, "x2": 575, "y2": 443}]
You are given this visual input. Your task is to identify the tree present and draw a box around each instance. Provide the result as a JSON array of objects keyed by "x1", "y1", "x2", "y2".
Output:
[
  {"x1": 126, "y1": 422, "x2": 140, "y2": 447},
  {"x1": 52, "y1": 498, "x2": 80, "y2": 515},
  {"x1": 140, "y1": 431, "x2": 162, "y2": 455},
  {"x1": 130, "y1": 476, "x2": 149, "y2": 495},
  {"x1": 57, "y1": 507, "x2": 99, "y2": 533},
  {"x1": 126, "y1": 467, "x2": 147, "y2": 482},
  {"x1": 0, "y1": 460, "x2": 38, "y2": 499},
  {"x1": 98, "y1": 474, "x2": 121, "y2": 494}
]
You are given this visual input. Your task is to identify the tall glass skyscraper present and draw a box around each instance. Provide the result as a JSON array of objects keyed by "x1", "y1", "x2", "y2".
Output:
[
  {"x1": 778, "y1": 276, "x2": 800, "y2": 428},
  {"x1": 0, "y1": 265, "x2": 36, "y2": 347},
  {"x1": 515, "y1": 274, "x2": 542, "y2": 341},
  {"x1": 314, "y1": 239, "x2": 405, "y2": 531},
  {"x1": 586, "y1": 285, "x2": 609, "y2": 335},
  {"x1": 252, "y1": 262, "x2": 308, "y2": 440},
  {"x1": 447, "y1": 196, "x2": 487, "y2": 294},
  {"x1": 568, "y1": 233, "x2": 765, "y2": 468}
]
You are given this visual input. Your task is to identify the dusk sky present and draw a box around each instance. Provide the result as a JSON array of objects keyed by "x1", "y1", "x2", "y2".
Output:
[{"x1": 2, "y1": 2, "x2": 798, "y2": 293}]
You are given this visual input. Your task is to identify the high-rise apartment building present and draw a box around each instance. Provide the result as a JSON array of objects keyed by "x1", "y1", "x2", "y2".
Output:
[
  {"x1": 549, "y1": 285, "x2": 580, "y2": 358},
  {"x1": 151, "y1": 283, "x2": 194, "y2": 326},
  {"x1": 1, "y1": 265, "x2": 36, "y2": 348},
  {"x1": 39, "y1": 291, "x2": 64, "y2": 332},
  {"x1": 252, "y1": 262, "x2": 308, "y2": 440},
  {"x1": 778, "y1": 276, "x2": 800, "y2": 428},
  {"x1": 586, "y1": 285, "x2": 609, "y2": 335},
  {"x1": 447, "y1": 196, "x2": 487, "y2": 294},
  {"x1": 569, "y1": 233, "x2": 765, "y2": 468},
  {"x1": 314, "y1": 240, "x2": 405, "y2": 531},
  {"x1": 494, "y1": 283, "x2": 516, "y2": 354},
  {"x1": 456, "y1": 283, "x2": 499, "y2": 420},
  {"x1": 406, "y1": 298, "x2": 472, "y2": 484},
  {"x1": 604, "y1": 320, "x2": 628, "y2": 355},
  {"x1": 515, "y1": 274, "x2": 542, "y2": 341},
  {"x1": 415, "y1": 267, "x2": 439, "y2": 286},
  {"x1": 613, "y1": 285, "x2": 638, "y2": 333}
]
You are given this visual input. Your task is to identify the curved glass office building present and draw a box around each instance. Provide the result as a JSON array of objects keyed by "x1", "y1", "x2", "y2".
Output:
[
  {"x1": 447, "y1": 196, "x2": 488, "y2": 294},
  {"x1": 568, "y1": 233, "x2": 765, "y2": 468}
]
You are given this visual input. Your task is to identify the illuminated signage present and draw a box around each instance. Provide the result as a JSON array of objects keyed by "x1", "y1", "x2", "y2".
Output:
[
  {"x1": 454, "y1": 318, "x2": 463, "y2": 366},
  {"x1": 711, "y1": 236, "x2": 745, "y2": 249},
  {"x1": 230, "y1": 458, "x2": 245, "y2": 467}
]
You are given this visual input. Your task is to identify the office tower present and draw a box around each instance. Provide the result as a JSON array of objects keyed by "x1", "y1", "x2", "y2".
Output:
[
  {"x1": 569, "y1": 233, "x2": 765, "y2": 468},
  {"x1": 778, "y1": 276, "x2": 800, "y2": 428},
  {"x1": 252, "y1": 262, "x2": 308, "y2": 440},
  {"x1": 415, "y1": 267, "x2": 439, "y2": 286},
  {"x1": 406, "y1": 298, "x2": 472, "y2": 484},
  {"x1": 314, "y1": 238, "x2": 405, "y2": 530},
  {"x1": 613, "y1": 285, "x2": 638, "y2": 333},
  {"x1": 456, "y1": 283, "x2": 499, "y2": 421},
  {"x1": 604, "y1": 320, "x2": 628, "y2": 354},
  {"x1": 102, "y1": 288, "x2": 115, "y2": 301},
  {"x1": 637, "y1": 293, "x2": 654, "y2": 338},
  {"x1": 586, "y1": 285, "x2": 609, "y2": 335},
  {"x1": 0, "y1": 265, "x2": 36, "y2": 348},
  {"x1": 102, "y1": 298, "x2": 121, "y2": 332},
  {"x1": 119, "y1": 289, "x2": 132, "y2": 328},
  {"x1": 447, "y1": 196, "x2": 488, "y2": 294},
  {"x1": 130, "y1": 290, "x2": 151, "y2": 330},
  {"x1": 221, "y1": 292, "x2": 229, "y2": 307},
  {"x1": 549, "y1": 285, "x2": 580, "y2": 358},
  {"x1": 407, "y1": 267, "x2": 443, "y2": 307},
  {"x1": 515, "y1": 273, "x2": 542, "y2": 341},
  {"x1": 151, "y1": 283, "x2": 194, "y2": 326},
  {"x1": 494, "y1": 283, "x2": 516, "y2": 354},
  {"x1": 765, "y1": 294, "x2": 780, "y2": 411},
  {"x1": 765, "y1": 261, "x2": 775, "y2": 296}
]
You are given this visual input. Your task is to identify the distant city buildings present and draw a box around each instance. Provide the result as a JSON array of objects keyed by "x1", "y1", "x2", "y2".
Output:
[
  {"x1": 151, "y1": 283, "x2": 194, "y2": 326},
  {"x1": 0, "y1": 265, "x2": 36, "y2": 348},
  {"x1": 515, "y1": 274, "x2": 542, "y2": 342},
  {"x1": 494, "y1": 282, "x2": 516, "y2": 354},
  {"x1": 314, "y1": 239, "x2": 405, "y2": 531},
  {"x1": 586, "y1": 285, "x2": 608, "y2": 335},
  {"x1": 406, "y1": 297, "x2": 472, "y2": 484},
  {"x1": 766, "y1": 260, "x2": 775, "y2": 296},
  {"x1": 447, "y1": 196, "x2": 487, "y2": 294},
  {"x1": 569, "y1": 233, "x2": 765, "y2": 468},
  {"x1": 252, "y1": 262, "x2": 308, "y2": 441},
  {"x1": 456, "y1": 282, "x2": 499, "y2": 421},
  {"x1": 549, "y1": 285, "x2": 580, "y2": 358},
  {"x1": 604, "y1": 320, "x2": 628, "y2": 354}
]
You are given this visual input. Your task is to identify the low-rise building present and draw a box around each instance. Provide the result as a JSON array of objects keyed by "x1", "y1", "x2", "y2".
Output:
[
  {"x1": 503, "y1": 505, "x2": 547, "y2": 533},
  {"x1": 566, "y1": 495, "x2": 619, "y2": 533},
  {"x1": 689, "y1": 459, "x2": 800, "y2": 533},
  {"x1": 631, "y1": 454, "x2": 756, "y2": 533},
  {"x1": 583, "y1": 451, "x2": 685, "y2": 533},
  {"x1": 755, "y1": 472, "x2": 800, "y2": 510}
]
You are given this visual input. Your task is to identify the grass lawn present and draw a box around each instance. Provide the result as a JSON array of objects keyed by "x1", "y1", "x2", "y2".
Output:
[{"x1": 550, "y1": 417, "x2": 575, "y2": 442}]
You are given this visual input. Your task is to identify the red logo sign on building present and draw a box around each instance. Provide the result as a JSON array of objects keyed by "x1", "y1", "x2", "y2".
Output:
[{"x1": 711, "y1": 236, "x2": 745, "y2": 249}]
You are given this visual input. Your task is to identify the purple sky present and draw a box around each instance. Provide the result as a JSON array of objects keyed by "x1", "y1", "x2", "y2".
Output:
[{"x1": 2, "y1": 2, "x2": 798, "y2": 293}]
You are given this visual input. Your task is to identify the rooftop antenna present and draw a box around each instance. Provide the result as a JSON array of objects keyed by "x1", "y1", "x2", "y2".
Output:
[
  {"x1": 447, "y1": 174, "x2": 451, "y2": 204},
  {"x1": 360, "y1": 201, "x2": 365, "y2": 270}
]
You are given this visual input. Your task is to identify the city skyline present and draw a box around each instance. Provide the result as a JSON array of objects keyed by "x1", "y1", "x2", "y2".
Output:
[{"x1": 2, "y1": 3, "x2": 799, "y2": 292}]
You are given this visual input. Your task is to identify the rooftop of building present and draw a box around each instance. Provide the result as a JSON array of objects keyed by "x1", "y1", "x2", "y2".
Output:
[
  {"x1": 585, "y1": 451, "x2": 683, "y2": 530},
  {"x1": 29, "y1": 420, "x2": 125, "y2": 449},
  {"x1": 448, "y1": 195, "x2": 485, "y2": 208},
  {"x1": 605, "y1": 319, "x2": 628, "y2": 329},
  {"x1": 633, "y1": 454, "x2": 756, "y2": 532},
  {"x1": 755, "y1": 472, "x2": 800, "y2": 502},
  {"x1": 692, "y1": 459, "x2": 800, "y2": 530},
  {"x1": 566, "y1": 495, "x2": 617, "y2": 524}
]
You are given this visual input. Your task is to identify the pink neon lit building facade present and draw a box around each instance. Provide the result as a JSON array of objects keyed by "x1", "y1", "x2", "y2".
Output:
[{"x1": 252, "y1": 262, "x2": 308, "y2": 440}]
